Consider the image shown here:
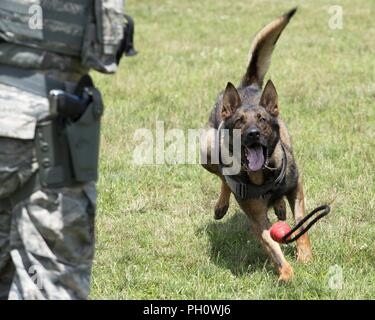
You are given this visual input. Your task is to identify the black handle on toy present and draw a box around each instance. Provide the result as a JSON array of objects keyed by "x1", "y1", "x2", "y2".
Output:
[{"x1": 282, "y1": 205, "x2": 331, "y2": 244}]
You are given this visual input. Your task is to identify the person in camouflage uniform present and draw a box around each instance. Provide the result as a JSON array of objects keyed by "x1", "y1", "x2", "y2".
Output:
[{"x1": 0, "y1": 0, "x2": 126, "y2": 299}]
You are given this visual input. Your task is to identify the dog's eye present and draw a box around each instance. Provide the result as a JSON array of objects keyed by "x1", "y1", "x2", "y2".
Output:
[
  {"x1": 235, "y1": 116, "x2": 244, "y2": 127},
  {"x1": 259, "y1": 117, "x2": 267, "y2": 124}
]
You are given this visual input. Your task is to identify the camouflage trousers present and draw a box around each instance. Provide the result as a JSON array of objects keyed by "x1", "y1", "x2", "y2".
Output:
[{"x1": 0, "y1": 138, "x2": 96, "y2": 300}]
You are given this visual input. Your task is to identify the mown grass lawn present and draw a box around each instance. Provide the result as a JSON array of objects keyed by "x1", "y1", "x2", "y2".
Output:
[{"x1": 90, "y1": 0, "x2": 375, "y2": 299}]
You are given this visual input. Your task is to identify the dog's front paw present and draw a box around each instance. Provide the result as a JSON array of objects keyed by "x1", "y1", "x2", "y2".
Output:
[
  {"x1": 278, "y1": 264, "x2": 294, "y2": 282},
  {"x1": 273, "y1": 198, "x2": 286, "y2": 221},
  {"x1": 214, "y1": 204, "x2": 229, "y2": 220}
]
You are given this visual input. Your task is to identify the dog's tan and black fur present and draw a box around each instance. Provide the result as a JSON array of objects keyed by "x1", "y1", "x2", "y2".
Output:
[{"x1": 201, "y1": 8, "x2": 312, "y2": 281}]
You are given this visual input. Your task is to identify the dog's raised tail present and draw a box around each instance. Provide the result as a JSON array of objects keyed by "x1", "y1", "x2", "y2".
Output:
[{"x1": 240, "y1": 8, "x2": 297, "y2": 88}]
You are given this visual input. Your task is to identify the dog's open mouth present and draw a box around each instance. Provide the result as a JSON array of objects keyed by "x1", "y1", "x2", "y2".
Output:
[{"x1": 244, "y1": 144, "x2": 267, "y2": 171}]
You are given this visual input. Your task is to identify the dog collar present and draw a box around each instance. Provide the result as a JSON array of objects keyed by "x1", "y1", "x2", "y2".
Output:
[{"x1": 217, "y1": 121, "x2": 287, "y2": 200}]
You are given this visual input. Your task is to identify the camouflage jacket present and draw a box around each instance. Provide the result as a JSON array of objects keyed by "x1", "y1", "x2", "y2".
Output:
[{"x1": 0, "y1": 0, "x2": 125, "y2": 139}]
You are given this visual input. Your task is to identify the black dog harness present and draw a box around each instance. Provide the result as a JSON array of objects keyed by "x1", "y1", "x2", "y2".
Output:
[
  {"x1": 217, "y1": 121, "x2": 287, "y2": 201},
  {"x1": 215, "y1": 122, "x2": 331, "y2": 243}
]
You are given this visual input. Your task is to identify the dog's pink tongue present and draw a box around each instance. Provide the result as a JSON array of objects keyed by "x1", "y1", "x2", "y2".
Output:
[{"x1": 247, "y1": 146, "x2": 264, "y2": 171}]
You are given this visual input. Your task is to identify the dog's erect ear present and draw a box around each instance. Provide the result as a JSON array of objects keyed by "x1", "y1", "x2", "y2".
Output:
[
  {"x1": 221, "y1": 82, "x2": 242, "y2": 120},
  {"x1": 260, "y1": 80, "x2": 279, "y2": 116}
]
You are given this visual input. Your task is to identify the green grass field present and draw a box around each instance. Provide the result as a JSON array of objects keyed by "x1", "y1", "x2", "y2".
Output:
[{"x1": 90, "y1": 0, "x2": 375, "y2": 299}]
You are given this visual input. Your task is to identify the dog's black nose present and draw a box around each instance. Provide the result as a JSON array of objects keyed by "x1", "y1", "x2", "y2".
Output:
[
  {"x1": 244, "y1": 128, "x2": 260, "y2": 145},
  {"x1": 248, "y1": 128, "x2": 260, "y2": 139}
]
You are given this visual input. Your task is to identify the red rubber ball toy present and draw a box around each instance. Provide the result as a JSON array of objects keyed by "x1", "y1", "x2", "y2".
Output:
[{"x1": 270, "y1": 221, "x2": 292, "y2": 244}]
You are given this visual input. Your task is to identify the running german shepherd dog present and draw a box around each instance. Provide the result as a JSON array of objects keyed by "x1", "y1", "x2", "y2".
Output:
[{"x1": 201, "y1": 8, "x2": 312, "y2": 281}]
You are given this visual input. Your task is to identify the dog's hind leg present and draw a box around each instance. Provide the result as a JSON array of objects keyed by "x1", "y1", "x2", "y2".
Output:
[
  {"x1": 243, "y1": 201, "x2": 294, "y2": 282},
  {"x1": 287, "y1": 180, "x2": 313, "y2": 263}
]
